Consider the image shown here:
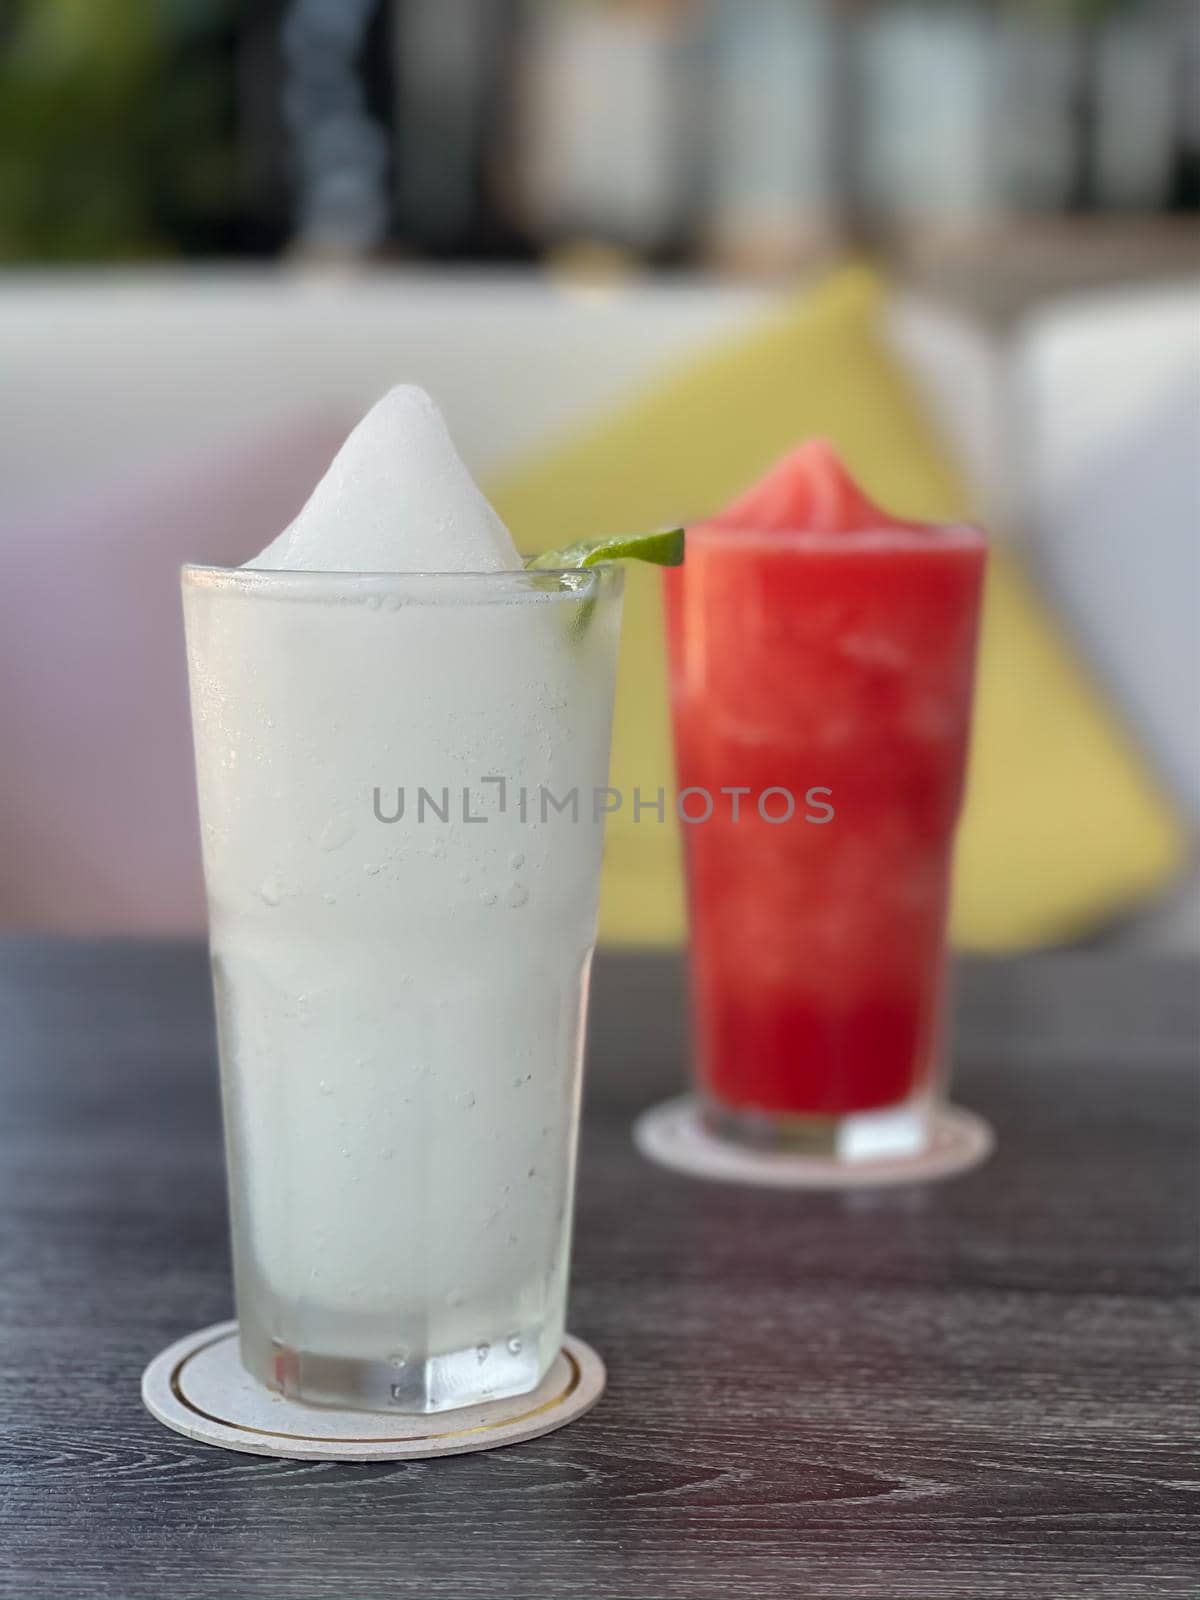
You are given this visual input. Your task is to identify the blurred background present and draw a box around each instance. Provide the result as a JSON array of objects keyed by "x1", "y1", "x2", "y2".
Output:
[
  {"x1": 3, "y1": 0, "x2": 1199, "y2": 271},
  {"x1": 0, "y1": 0, "x2": 1197, "y2": 949}
]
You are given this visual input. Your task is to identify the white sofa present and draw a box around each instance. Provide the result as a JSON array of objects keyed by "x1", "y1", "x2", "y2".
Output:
[{"x1": 1, "y1": 268, "x2": 1195, "y2": 940}]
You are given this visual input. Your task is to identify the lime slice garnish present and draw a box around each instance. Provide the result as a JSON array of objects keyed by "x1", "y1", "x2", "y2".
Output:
[{"x1": 527, "y1": 527, "x2": 684, "y2": 572}]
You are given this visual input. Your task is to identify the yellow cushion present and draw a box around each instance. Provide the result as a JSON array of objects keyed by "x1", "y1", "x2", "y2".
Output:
[{"x1": 490, "y1": 267, "x2": 1188, "y2": 951}]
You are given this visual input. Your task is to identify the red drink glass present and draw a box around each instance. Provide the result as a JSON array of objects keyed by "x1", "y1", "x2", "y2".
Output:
[{"x1": 664, "y1": 444, "x2": 986, "y2": 1160}]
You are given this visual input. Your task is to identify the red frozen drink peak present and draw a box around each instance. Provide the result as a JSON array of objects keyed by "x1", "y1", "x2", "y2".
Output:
[{"x1": 713, "y1": 439, "x2": 915, "y2": 535}]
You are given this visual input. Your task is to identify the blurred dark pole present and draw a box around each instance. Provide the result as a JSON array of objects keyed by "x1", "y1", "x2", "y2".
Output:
[
  {"x1": 1172, "y1": 0, "x2": 1200, "y2": 207},
  {"x1": 1067, "y1": 6, "x2": 1101, "y2": 211},
  {"x1": 828, "y1": 0, "x2": 866, "y2": 249},
  {"x1": 389, "y1": 0, "x2": 531, "y2": 259},
  {"x1": 236, "y1": 0, "x2": 291, "y2": 252}
]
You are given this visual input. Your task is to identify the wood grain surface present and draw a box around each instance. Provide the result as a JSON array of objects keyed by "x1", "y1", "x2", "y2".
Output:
[{"x1": 0, "y1": 939, "x2": 1196, "y2": 1599}]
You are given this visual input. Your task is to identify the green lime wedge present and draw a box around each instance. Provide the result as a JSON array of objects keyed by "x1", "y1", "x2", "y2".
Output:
[
  {"x1": 527, "y1": 527, "x2": 684, "y2": 572},
  {"x1": 527, "y1": 527, "x2": 684, "y2": 639}
]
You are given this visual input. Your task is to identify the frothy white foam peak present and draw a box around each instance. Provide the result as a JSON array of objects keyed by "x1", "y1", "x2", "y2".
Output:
[{"x1": 245, "y1": 386, "x2": 521, "y2": 574}]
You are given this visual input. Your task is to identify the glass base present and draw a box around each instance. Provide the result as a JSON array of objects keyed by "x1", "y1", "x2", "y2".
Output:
[
  {"x1": 143, "y1": 1321, "x2": 607, "y2": 1460},
  {"x1": 250, "y1": 1325, "x2": 547, "y2": 1415},
  {"x1": 701, "y1": 1096, "x2": 932, "y2": 1161}
]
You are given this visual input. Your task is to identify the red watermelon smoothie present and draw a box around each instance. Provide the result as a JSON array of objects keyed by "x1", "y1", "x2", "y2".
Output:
[{"x1": 664, "y1": 444, "x2": 986, "y2": 1153}]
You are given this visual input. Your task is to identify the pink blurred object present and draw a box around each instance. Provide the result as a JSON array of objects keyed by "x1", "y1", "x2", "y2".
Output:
[{"x1": 0, "y1": 416, "x2": 348, "y2": 934}]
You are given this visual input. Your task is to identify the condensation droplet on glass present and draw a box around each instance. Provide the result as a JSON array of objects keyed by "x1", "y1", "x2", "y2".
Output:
[
  {"x1": 509, "y1": 852, "x2": 525, "y2": 871},
  {"x1": 506, "y1": 883, "x2": 529, "y2": 909},
  {"x1": 475, "y1": 1343, "x2": 490, "y2": 1364},
  {"x1": 259, "y1": 876, "x2": 284, "y2": 907},
  {"x1": 319, "y1": 812, "x2": 356, "y2": 852},
  {"x1": 479, "y1": 890, "x2": 497, "y2": 907},
  {"x1": 446, "y1": 1288, "x2": 465, "y2": 1308},
  {"x1": 388, "y1": 1348, "x2": 408, "y2": 1369},
  {"x1": 506, "y1": 1336, "x2": 522, "y2": 1355},
  {"x1": 318, "y1": 1080, "x2": 333, "y2": 1096}
]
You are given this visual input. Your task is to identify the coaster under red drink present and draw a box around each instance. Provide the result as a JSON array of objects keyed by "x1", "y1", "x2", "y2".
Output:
[
  {"x1": 142, "y1": 1322, "x2": 605, "y2": 1461},
  {"x1": 635, "y1": 1096, "x2": 994, "y2": 1189}
]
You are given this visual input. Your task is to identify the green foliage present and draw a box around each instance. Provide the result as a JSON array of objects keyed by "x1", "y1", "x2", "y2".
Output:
[{"x1": 0, "y1": 0, "x2": 237, "y2": 262}]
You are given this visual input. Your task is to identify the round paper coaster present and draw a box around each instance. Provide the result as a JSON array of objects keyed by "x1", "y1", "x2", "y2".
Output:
[
  {"x1": 634, "y1": 1096, "x2": 994, "y2": 1190},
  {"x1": 142, "y1": 1322, "x2": 605, "y2": 1461}
]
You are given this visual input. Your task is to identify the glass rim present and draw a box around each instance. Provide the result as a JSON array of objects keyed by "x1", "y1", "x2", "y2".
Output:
[
  {"x1": 181, "y1": 561, "x2": 624, "y2": 603},
  {"x1": 683, "y1": 520, "x2": 986, "y2": 551}
]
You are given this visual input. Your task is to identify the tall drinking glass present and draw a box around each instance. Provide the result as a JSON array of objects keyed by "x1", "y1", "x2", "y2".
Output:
[
  {"x1": 183, "y1": 564, "x2": 623, "y2": 1412},
  {"x1": 664, "y1": 522, "x2": 985, "y2": 1161}
]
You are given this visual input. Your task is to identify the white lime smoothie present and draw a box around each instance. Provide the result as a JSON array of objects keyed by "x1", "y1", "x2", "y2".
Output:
[{"x1": 184, "y1": 388, "x2": 622, "y2": 1411}]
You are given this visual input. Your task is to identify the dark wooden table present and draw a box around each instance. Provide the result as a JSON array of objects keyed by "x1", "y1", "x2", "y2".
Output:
[{"x1": 0, "y1": 940, "x2": 1196, "y2": 1599}]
